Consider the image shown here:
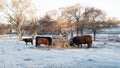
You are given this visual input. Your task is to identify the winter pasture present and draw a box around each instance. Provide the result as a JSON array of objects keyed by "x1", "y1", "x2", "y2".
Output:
[{"x1": 0, "y1": 33, "x2": 120, "y2": 68}]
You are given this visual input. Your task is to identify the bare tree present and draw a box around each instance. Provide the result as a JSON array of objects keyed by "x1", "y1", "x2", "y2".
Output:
[
  {"x1": 1, "y1": 0, "x2": 36, "y2": 40},
  {"x1": 38, "y1": 14, "x2": 55, "y2": 35},
  {"x1": 60, "y1": 4, "x2": 85, "y2": 36},
  {"x1": 84, "y1": 7, "x2": 106, "y2": 41},
  {"x1": 54, "y1": 15, "x2": 63, "y2": 35},
  {"x1": 24, "y1": 17, "x2": 40, "y2": 35},
  {"x1": 44, "y1": 10, "x2": 66, "y2": 35}
]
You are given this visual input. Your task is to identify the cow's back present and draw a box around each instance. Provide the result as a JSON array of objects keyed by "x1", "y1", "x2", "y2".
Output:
[{"x1": 81, "y1": 35, "x2": 92, "y2": 44}]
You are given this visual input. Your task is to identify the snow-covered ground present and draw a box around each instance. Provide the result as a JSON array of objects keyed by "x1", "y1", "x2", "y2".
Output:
[{"x1": 0, "y1": 35, "x2": 120, "y2": 68}]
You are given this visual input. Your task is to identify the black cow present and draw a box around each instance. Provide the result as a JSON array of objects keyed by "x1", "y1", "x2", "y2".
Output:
[{"x1": 22, "y1": 38, "x2": 33, "y2": 45}]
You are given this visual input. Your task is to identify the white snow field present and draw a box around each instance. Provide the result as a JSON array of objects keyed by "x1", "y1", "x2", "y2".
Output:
[{"x1": 0, "y1": 34, "x2": 120, "y2": 68}]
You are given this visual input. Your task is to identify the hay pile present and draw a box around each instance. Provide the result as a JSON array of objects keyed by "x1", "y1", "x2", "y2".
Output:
[{"x1": 52, "y1": 36, "x2": 71, "y2": 49}]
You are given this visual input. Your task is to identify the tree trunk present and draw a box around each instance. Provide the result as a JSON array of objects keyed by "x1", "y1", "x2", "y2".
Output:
[
  {"x1": 71, "y1": 31, "x2": 73, "y2": 38},
  {"x1": 93, "y1": 30, "x2": 96, "y2": 41},
  {"x1": 76, "y1": 27, "x2": 79, "y2": 36},
  {"x1": 17, "y1": 27, "x2": 23, "y2": 41},
  {"x1": 80, "y1": 22, "x2": 84, "y2": 36},
  {"x1": 70, "y1": 25, "x2": 73, "y2": 38},
  {"x1": 18, "y1": 33, "x2": 23, "y2": 41},
  {"x1": 93, "y1": 22, "x2": 96, "y2": 41},
  {"x1": 76, "y1": 30, "x2": 79, "y2": 36},
  {"x1": 80, "y1": 27, "x2": 83, "y2": 36}
]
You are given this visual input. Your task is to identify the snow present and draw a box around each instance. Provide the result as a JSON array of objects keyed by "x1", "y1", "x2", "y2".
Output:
[{"x1": 0, "y1": 35, "x2": 120, "y2": 68}]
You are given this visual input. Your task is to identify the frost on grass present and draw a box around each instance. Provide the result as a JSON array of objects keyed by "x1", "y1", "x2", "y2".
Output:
[{"x1": 0, "y1": 35, "x2": 120, "y2": 68}]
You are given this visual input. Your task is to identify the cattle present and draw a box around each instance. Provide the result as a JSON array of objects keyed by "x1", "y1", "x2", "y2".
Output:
[
  {"x1": 36, "y1": 37, "x2": 52, "y2": 47},
  {"x1": 70, "y1": 35, "x2": 92, "y2": 48},
  {"x1": 35, "y1": 36, "x2": 52, "y2": 47},
  {"x1": 36, "y1": 38, "x2": 51, "y2": 47},
  {"x1": 22, "y1": 38, "x2": 33, "y2": 45}
]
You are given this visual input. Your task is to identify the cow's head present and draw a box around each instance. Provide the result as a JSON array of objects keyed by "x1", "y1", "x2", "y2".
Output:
[
  {"x1": 22, "y1": 39, "x2": 25, "y2": 41},
  {"x1": 69, "y1": 38, "x2": 74, "y2": 46}
]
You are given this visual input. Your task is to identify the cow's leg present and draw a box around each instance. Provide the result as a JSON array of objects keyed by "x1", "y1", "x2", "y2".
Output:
[
  {"x1": 31, "y1": 41, "x2": 33, "y2": 45},
  {"x1": 81, "y1": 44, "x2": 82, "y2": 48},
  {"x1": 87, "y1": 44, "x2": 91, "y2": 48},
  {"x1": 78, "y1": 44, "x2": 80, "y2": 48},
  {"x1": 76, "y1": 43, "x2": 79, "y2": 48},
  {"x1": 25, "y1": 42, "x2": 28, "y2": 45}
]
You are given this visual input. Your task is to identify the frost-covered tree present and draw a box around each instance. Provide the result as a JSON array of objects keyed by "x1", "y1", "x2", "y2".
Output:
[
  {"x1": 1, "y1": 0, "x2": 36, "y2": 40},
  {"x1": 84, "y1": 7, "x2": 106, "y2": 41}
]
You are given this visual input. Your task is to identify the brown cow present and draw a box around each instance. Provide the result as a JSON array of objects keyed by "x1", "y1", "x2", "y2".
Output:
[
  {"x1": 22, "y1": 38, "x2": 33, "y2": 45},
  {"x1": 70, "y1": 35, "x2": 92, "y2": 48},
  {"x1": 37, "y1": 38, "x2": 50, "y2": 47}
]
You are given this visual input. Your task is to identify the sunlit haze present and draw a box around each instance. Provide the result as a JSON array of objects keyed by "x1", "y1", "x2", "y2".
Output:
[{"x1": 32, "y1": 0, "x2": 120, "y2": 20}]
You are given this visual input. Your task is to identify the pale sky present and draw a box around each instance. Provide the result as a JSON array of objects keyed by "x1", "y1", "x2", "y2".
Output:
[{"x1": 33, "y1": 0, "x2": 120, "y2": 20}]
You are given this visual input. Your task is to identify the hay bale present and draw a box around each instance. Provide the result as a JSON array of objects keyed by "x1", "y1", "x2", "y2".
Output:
[{"x1": 52, "y1": 36, "x2": 71, "y2": 49}]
